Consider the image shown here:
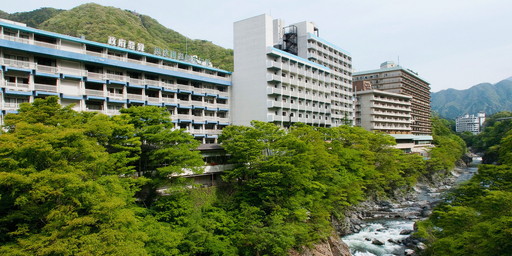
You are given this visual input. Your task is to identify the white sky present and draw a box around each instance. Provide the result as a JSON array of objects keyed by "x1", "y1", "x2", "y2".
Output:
[{"x1": 2, "y1": 0, "x2": 511, "y2": 92}]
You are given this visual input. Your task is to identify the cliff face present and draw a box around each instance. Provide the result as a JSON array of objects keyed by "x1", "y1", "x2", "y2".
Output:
[{"x1": 289, "y1": 235, "x2": 352, "y2": 256}]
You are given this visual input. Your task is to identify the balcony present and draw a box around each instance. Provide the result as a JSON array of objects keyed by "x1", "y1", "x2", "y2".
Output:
[
  {"x1": 34, "y1": 40, "x2": 59, "y2": 49},
  {"x1": 1, "y1": 34, "x2": 31, "y2": 44},
  {"x1": 4, "y1": 82, "x2": 30, "y2": 91},
  {"x1": 36, "y1": 64, "x2": 58, "y2": 74},
  {"x1": 86, "y1": 71, "x2": 105, "y2": 81},
  {"x1": 177, "y1": 84, "x2": 194, "y2": 91},
  {"x1": 105, "y1": 73, "x2": 126, "y2": 82},
  {"x1": 3, "y1": 102, "x2": 23, "y2": 110},
  {"x1": 267, "y1": 87, "x2": 282, "y2": 95},
  {"x1": 174, "y1": 114, "x2": 193, "y2": 120},
  {"x1": 162, "y1": 97, "x2": 177, "y2": 104},
  {"x1": 145, "y1": 79, "x2": 161, "y2": 87},
  {"x1": 128, "y1": 77, "x2": 144, "y2": 85},
  {"x1": 127, "y1": 93, "x2": 144, "y2": 101},
  {"x1": 267, "y1": 74, "x2": 281, "y2": 83},
  {"x1": 60, "y1": 66, "x2": 85, "y2": 76},
  {"x1": 34, "y1": 83, "x2": 58, "y2": 92},
  {"x1": 85, "y1": 89, "x2": 105, "y2": 97},
  {"x1": 85, "y1": 50, "x2": 104, "y2": 57},
  {"x1": 146, "y1": 96, "x2": 161, "y2": 103},
  {"x1": 267, "y1": 60, "x2": 282, "y2": 70},
  {"x1": 1, "y1": 58, "x2": 34, "y2": 70},
  {"x1": 107, "y1": 93, "x2": 124, "y2": 100}
]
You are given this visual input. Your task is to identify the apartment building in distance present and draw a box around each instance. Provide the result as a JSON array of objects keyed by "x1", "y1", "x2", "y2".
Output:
[
  {"x1": 0, "y1": 18, "x2": 231, "y2": 143},
  {"x1": 354, "y1": 61, "x2": 431, "y2": 136},
  {"x1": 456, "y1": 112, "x2": 485, "y2": 134},
  {"x1": 232, "y1": 14, "x2": 354, "y2": 127}
]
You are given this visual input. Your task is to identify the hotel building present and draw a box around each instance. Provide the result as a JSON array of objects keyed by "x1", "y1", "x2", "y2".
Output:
[
  {"x1": 0, "y1": 18, "x2": 231, "y2": 143},
  {"x1": 232, "y1": 14, "x2": 354, "y2": 127},
  {"x1": 354, "y1": 61, "x2": 431, "y2": 136},
  {"x1": 354, "y1": 85, "x2": 413, "y2": 134},
  {"x1": 456, "y1": 112, "x2": 485, "y2": 134}
]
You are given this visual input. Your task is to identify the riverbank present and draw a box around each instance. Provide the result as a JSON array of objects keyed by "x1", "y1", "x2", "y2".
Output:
[{"x1": 339, "y1": 158, "x2": 480, "y2": 255}]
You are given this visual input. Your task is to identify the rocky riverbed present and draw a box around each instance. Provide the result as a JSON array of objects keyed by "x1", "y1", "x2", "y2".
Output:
[{"x1": 339, "y1": 157, "x2": 480, "y2": 256}]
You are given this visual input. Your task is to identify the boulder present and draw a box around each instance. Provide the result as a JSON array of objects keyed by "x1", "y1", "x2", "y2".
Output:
[
  {"x1": 371, "y1": 239, "x2": 385, "y2": 246},
  {"x1": 416, "y1": 242, "x2": 427, "y2": 251},
  {"x1": 404, "y1": 249, "x2": 415, "y2": 255},
  {"x1": 387, "y1": 238, "x2": 401, "y2": 245},
  {"x1": 400, "y1": 229, "x2": 414, "y2": 235}
]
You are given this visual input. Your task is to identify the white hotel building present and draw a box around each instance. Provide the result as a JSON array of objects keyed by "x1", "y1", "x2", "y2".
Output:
[
  {"x1": 0, "y1": 18, "x2": 231, "y2": 143},
  {"x1": 232, "y1": 14, "x2": 354, "y2": 127}
]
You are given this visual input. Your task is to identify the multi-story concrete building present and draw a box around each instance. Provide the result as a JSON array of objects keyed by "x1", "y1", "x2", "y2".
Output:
[
  {"x1": 456, "y1": 112, "x2": 485, "y2": 134},
  {"x1": 354, "y1": 61, "x2": 431, "y2": 136},
  {"x1": 354, "y1": 86, "x2": 413, "y2": 134},
  {"x1": 232, "y1": 14, "x2": 354, "y2": 127},
  {"x1": 0, "y1": 18, "x2": 231, "y2": 143}
]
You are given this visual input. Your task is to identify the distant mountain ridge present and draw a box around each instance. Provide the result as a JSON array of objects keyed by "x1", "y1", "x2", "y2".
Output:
[
  {"x1": 0, "y1": 4, "x2": 233, "y2": 70},
  {"x1": 431, "y1": 78, "x2": 512, "y2": 119}
]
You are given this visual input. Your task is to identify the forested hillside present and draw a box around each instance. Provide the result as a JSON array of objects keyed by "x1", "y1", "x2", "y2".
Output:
[
  {"x1": 0, "y1": 98, "x2": 465, "y2": 255},
  {"x1": 0, "y1": 4, "x2": 233, "y2": 70},
  {"x1": 431, "y1": 78, "x2": 512, "y2": 119},
  {"x1": 415, "y1": 112, "x2": 512, "y2": 255}
]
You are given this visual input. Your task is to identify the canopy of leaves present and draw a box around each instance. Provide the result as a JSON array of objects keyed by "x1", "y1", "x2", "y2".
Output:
[
  {"x1": 466, "y1": 111, "x2": 512, "y2": 164},
  {"x1": 0, "y1": 97, "x2": 203, "y2": 255},
  {"x1": 416, "y1": 114, "x2": 512, "y2": 255}
]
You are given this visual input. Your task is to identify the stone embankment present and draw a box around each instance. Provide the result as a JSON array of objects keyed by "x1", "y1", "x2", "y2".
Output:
[{"x1": 290, "y1": 234, "x2": 352, "y2": 256}]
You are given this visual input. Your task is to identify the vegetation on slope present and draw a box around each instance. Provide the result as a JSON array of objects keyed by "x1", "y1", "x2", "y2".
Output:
[
  {"x1": 431, "y1": 78, "x2": 512, "y2": 119},
  {"x1": 0, "y1": 4, "x2": 233, "y2": 71},
  {"x1": 415, "y1": 113, "x2": 512, "y2": 256},
  {"x1": 0, "y1": 98, "x2": 464, "y2": 255},
  {"x1": 426, "y1": 116, "x2": 466, "y2": 174},
  {"x1": 0, "y1": 7, "x2": 63, "y2": 27}
]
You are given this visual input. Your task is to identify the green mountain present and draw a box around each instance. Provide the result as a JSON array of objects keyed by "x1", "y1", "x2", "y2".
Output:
[
  {"x1": 0, "y1": 3, "x2": 233, "y2": 70},
  {"x1": 431, "y1": 78, "x2": 512, "y2": 119},
  {"x1": 0, "y1": 7, "x2": 64, "y2": 27}
]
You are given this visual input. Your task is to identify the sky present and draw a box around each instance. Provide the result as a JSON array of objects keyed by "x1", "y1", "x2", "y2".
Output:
[{"x1": 2, "y1": 0, "x2": 511, "y2": 92}]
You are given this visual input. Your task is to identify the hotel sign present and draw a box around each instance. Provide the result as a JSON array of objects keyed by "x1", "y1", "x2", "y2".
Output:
[
  {"x1": 153, "y1": 47, "x2": 213, "y2": 68},
  {"x1": 107, "y1": 36, "x2": 145, "y2": 52}
]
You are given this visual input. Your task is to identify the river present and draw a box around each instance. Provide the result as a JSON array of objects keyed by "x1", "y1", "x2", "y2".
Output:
[{"x1": 342, "y1": 157, "x2": 481, "y2": 256}]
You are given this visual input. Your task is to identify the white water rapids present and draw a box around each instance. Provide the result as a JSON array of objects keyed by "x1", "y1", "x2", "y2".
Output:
[{"x1": 342, "y1": 157, "x2": 480, "y2": 256}]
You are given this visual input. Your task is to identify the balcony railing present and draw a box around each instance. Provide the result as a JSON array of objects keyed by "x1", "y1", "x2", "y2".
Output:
[
  {"x1": 127, "y1": 93, "x2": 144, "y2": 101},
  {"x1": 107, "y1": 93, "x2": 124, "y2": 100},
  {"x1": 4, "y1": 82, "x2": 30, "y2": 90},
  {"x1": 146, "y1": 97, "x2": 160, "y2": 103},
  {"x1": 105, "y1": 73, "x2": 126, "y2": 81},
  {"x1": 36, "y1": 64, "x2": 58, "y2": 74},
  {"x1": 34, "y1": 83, "x2": 58, "y2": 92},
  {"x1": 85, "y1": 89, "x2": 105, "y2": 97},
  {"x1": 34, "y1": 40, "x2": 59, "y2": 49},
  {"x1": 86, "y1": 71, "x2": 105, "y2": 81},
  {"x1": 1, "y1": 34, "x2": 31, "y2": 44},
  {"x1": 1, "y1": 58, "x2": 34, "y2": 69},
  {"x1": 59, "y1": 66, "x2": 85, "y2": 76}
]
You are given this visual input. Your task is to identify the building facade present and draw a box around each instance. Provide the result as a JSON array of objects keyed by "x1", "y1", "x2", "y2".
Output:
[
  {"x1": 354, "y1": 88, "x2": 413, "y2": 134},
  {"x1": 456, "y1": 112, "x2": 485, "y2": 134},
  {"x1": 232, "y1": 14, "x2": 354, "y2": 127},
  {"x1": 353, "y1": 61, "x2": 431, "y2": 136},
  {"x1": 0, "y1": 18, "x2": 231, "y2": 143}
]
